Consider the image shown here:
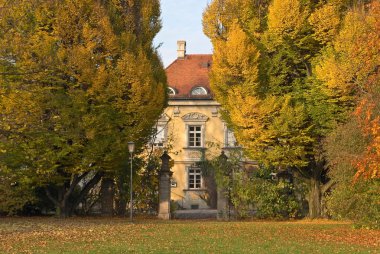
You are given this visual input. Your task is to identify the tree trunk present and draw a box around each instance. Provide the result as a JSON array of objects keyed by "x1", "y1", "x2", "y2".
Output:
[
  {"x1": 116, "y1": 198, "x2": 127, "y2": 216},
  {"x1": 308, "y1": 176, "x2": 322, "y2": 219},
  {"x1": 46, "y1": 186, "x2": 72, "y2": 218},
  {"x1": 58, "y1": 202, "x2": 71, "y2": 218},
  {"x1": 69, "y1": 171, "x2": 103, "y2": 215},
  {"x1": 100, "y1": 177, "x2": 115, "y2": 216},
  {"x1": 115, "y1": 177, "x2": 127, "y2": 216},
  {"x1": 45, "y1": 171, "x2": 103, "y2": 218}
]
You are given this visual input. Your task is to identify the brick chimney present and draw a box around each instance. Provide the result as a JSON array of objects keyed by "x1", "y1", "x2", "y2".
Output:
[{"x1": 177, "y1": 40, "x2": 186, "y2": 59}]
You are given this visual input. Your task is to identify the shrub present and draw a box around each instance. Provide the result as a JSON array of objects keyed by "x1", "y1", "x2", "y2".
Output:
[
  {"x1": 325, "y1": 117, "x2": 380, "y2": 229},
  {"x1": 326, "y1": 179, "x2": 380, "y2": 229}
]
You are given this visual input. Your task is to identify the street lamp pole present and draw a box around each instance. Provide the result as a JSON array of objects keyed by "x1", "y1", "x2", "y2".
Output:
[{"x1": 128, "y1": 142, "x2": 135, "y2": 223}]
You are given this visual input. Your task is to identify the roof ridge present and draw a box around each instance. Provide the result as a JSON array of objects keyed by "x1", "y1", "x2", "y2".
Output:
[
  {"x1": 186, "y1": 54, "x2": 213, "y2": 56},
  {"x1": 165, "y1": 58, "x2": 178, "y2": 69}
]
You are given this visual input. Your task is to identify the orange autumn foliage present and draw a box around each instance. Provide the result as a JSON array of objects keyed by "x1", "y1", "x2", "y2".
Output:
[
  {"x1": 317, "y1": 2, "x2": 380, "y2": 181},
  {"x1": 354, "y1": 97, "x2": 380, "y2": 180},
  {"x1": 351, "y1": 2, "x2": 380, "y2": 181}
]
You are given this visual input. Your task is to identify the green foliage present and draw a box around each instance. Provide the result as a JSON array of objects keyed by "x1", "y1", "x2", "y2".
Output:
[
  {"x1": 326, "y1": 179, "x2": 380, "y2": 229},
  {"x1": 199, "y1": 149, "x2": 306, "y2": 219},
  {"x1": 0, "y1": 167, "x2": 36, "y2": 214},
  {"x1": 0, "y1": 0, "x2": 166, "y2": 216},
  {"x1": 134, "y1": 149, "x2": 163, "y2": 214},
  {"x1": 249, "y1": 168, "x2": 307, "y2": 219}
]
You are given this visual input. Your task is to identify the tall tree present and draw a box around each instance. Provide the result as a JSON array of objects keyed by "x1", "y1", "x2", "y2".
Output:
[
  {"x1": 0, "y1": 0, "x2": 166, "y2": 217},
  {"x1": 203, "y1": 0, "x2": 365, "y2": 218},
  {"x1": 317, "y1": 1, "x2": 380, "y2": 180},
  {"x1": 316, "y1": 0, "x2": 380, "y2": 229}
]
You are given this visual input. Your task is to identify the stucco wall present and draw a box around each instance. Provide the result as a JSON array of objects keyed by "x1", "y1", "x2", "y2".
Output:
[{"x1": 164, "y1": 99, "x2": 225, "y2": 209}]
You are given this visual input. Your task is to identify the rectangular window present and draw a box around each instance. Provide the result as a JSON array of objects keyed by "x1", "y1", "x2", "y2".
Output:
[
  {"x1": 188, "y1": 125, "x2": 202, "y2": 147},
  {"x1": 188, "y1": 168, "x2": 202, "y2": 189},
  {"x1": 152, "y1": 125, "x2": 165, "y2": 147},
  {"x1": 226, "y1": 128, "x2": 238, "y2": 147}
]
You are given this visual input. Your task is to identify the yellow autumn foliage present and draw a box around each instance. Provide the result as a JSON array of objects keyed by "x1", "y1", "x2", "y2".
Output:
[
  {"x1": 309, "y1": 3, "x2": 341, "y2": 45},
  {"x1": 267, "y1": 0, "x2": 307, "y2": 40},
  {"x1": 210, "y1": 21, "x2": 260, "y2": 109}
]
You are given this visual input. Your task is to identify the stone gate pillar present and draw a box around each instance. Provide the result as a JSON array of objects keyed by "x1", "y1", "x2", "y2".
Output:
[
  {"x1": 217, "y1": 189, "x2": 229, "y2": 220},
  {"x1": 158, "y1": 151, "x2": 173, "y2": 220},
  {"x1": 217, "y1": 151, "x2": 229, "y2": 220}
]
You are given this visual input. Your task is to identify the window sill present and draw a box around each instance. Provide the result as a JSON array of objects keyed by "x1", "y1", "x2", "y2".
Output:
[
  {"x1": 183, "y1": 147, "x2": 206, "y2": 150},
  {"x1": 183, "y1": 189, "x2": 207, "y2": 192}
]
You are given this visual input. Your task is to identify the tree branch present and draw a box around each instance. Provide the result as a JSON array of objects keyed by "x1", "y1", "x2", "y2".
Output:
[
  {"x1": 292, "y1": 168, "x2": 311, "y2": 183},
  {"x1": 61, "y1": 171, "x2": 91, "y2": 204},
  {"x1": 70, "y1": 171, "x2": 104, "y2": 214},
  {"x1": 321, "y1": 180, "x2": 335, "y2": 194},
  {"x1": 0, "y1": 70, "x2": 47, "y2": 76}
]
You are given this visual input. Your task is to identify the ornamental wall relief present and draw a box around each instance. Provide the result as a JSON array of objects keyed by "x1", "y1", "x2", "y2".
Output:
[
  {"x1": 181, "y1": 112, "x2": 209, "y2": 122},
  {"x1": 186, "y1": 150, "x2": 202, "y2": 159}
]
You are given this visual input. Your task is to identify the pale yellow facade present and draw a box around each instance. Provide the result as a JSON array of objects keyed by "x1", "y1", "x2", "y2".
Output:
[
  {"x1": 158, "y1": 41, "x2": 239, "y2": 210},
  {"x1": 159, "y1": 99, "x2": 229, "y2": 209}
]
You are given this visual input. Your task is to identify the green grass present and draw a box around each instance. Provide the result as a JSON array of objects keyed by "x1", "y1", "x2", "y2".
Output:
[{"x1": 0, "y1": 217, "x2": 379, "y2": 253}]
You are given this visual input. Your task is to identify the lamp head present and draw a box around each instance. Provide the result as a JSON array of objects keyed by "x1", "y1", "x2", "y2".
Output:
[{"x1": 128, "y1": 142, "x2": 135, "y2": 153}]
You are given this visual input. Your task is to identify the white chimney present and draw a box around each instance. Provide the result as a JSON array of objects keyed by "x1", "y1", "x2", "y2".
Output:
[{"x1": 177, "y1": 40, "x2": 186, "y2": 59}]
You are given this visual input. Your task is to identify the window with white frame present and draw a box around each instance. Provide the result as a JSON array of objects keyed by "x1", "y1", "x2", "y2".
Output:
[
  {"x1": 188, "y1": 168, "x2": 202, "y2": 189},
  {"x1": 225, "y1": 128, "x2": 238, "y2": 147},
  {"x1": 188, "y1": 125, "x2": 202, "y2": 147},
  {"x1": 168, "y1": 87, "x2": 176, "y2": 95},
  {"x1": 190, "y1": 87, "x2": 207, "y2": 96},
  {"x1": 182, "y1": 112, "x2": 208, "y2": 148},
  {"x1": 152, "y1": 125, "x2": 166, "y2": 147}
]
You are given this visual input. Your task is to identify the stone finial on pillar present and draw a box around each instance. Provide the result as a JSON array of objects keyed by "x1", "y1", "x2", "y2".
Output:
[
  {"x1": 219, "y1": 150, "x2": 228, "y2": 161},
  {"x1": 158, "y1": 151, "x2": 173, "y2": 220}
]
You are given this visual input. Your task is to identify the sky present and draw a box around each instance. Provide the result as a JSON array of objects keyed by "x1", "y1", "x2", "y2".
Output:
[{"x1": 154, "y1": 0, "x2": 213, "y2": 67}]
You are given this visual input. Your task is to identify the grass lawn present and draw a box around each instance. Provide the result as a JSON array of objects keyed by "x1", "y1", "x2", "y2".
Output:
[{"x1": 0, "y1": 217, "x2": 379, "y2": 254}]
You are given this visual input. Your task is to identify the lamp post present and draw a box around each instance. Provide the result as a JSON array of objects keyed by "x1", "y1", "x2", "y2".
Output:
[{"x1": 128, "y1": 142, "x2": 135, "y2": 222}]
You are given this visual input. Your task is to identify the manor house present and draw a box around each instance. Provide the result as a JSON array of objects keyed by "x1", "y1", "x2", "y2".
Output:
[{"x1": 153, "y1": 41, "x2": 239, "y2": 210}]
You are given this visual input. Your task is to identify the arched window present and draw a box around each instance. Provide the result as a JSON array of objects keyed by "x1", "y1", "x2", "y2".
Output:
[
  {"x1": 168, "y1": 87, "x2": 176, "y2": 95},
  {"x1": 190, "y1": 86, "x2": 207, "y2": 95}
]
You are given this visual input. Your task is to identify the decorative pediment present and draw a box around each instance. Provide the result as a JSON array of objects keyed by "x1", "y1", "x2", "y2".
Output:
[
  {"x1": 158, "y1": 113, "x2": 170, "y2": 122},
  {"x1": 181, "y1": 112, "x2": 209, "y2": 122}
]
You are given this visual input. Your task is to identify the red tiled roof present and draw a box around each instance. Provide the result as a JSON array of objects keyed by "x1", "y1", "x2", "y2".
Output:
[{"x1": 165, "y1": 54, "x2": 213, "y2": 99}]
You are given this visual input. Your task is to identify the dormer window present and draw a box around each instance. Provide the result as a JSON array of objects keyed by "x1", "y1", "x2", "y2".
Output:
[
  {"x1": 191, "y1": 86, "x2": 207, "y2": 96},
  {"x1": 168, "y1": 87, "x2": 176, "y2": 95}
]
